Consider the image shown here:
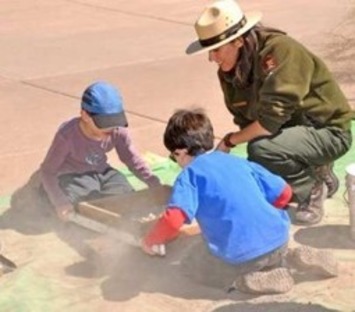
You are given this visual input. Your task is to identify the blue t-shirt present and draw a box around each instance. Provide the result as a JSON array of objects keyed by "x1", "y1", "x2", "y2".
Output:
[{"x1": 168, "y1": 151, "x2": 290, "y2": 265}]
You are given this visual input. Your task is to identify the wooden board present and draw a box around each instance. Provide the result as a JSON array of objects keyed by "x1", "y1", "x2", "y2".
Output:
[
  {"x1": 76, "y1": 185, "x2": 200, "y2": 238},
  {"x1": 76, "y1": 185, "x2": 171, "y2": 229}
]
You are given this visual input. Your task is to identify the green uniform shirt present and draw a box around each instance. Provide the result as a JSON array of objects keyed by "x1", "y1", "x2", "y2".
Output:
[{"x1": 218, "y1": 30, "x2": 352, "y2": 133}]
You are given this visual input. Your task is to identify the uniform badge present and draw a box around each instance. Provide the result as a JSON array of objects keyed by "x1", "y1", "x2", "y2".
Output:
[{"x1": 262, "y1": 54, "x2": 278, "y2": 74}]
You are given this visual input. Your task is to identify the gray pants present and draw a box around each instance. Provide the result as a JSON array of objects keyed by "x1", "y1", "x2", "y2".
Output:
[
  {"x1": 181, "y1": 238, "x2": 288, "y2": 289},
  {"x1": 247, "y1": 126, "x2": 352, "y2": 203},
  {"x1": 58, "y1": 167, "x2": 134, "y2": 206}
]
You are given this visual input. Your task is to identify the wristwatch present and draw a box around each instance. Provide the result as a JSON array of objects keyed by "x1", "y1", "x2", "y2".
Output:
[{"x1": 223, "y1": 132, "x2": 236, "y2": 148}]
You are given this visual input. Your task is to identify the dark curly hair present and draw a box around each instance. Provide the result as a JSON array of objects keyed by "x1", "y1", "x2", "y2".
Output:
[
  {"x1": 164, "y1": 108, "x2": 214, "y2": 156},
  {"x1": 231, "y1": 24, "x2": 286, "y2": 89}
]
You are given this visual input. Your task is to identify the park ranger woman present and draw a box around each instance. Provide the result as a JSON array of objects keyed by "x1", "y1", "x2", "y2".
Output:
[{"x1": 186, "y1": 0, "x2": 353, "y2": 225}]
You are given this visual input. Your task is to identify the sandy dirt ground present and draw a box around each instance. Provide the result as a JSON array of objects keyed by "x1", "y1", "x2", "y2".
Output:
[
  {"x1": 0, "y1": 0, "x2": 355, "y2": 311},
  {"x1": 0, "y1": 158, "x2": 355, "y2": 312}
]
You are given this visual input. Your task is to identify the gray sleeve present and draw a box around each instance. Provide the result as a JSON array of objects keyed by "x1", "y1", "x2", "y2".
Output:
[
  {"x1": 40, "y1": 132, "x2": 71, "y2": 208},
  {"x1": 114, "y1": 128, "x2": 161, "y2": 187}
]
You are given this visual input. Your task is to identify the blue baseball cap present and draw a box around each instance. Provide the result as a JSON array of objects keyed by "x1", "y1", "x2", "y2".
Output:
[{"x1": 81, "y1": 81, "x2": 128, "y2": 129}]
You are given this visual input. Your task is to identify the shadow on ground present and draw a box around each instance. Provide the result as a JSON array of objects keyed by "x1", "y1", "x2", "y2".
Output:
[
  {"x1": 89, "y1": 236, "x2": 335, "y2": 303},
  {"x1": 206, "y1": 302, "x2": 339, "y2": 312},
  {"x1": 0, "y1": 171, "x2": 344, "y2": 305},
  {"x1": 0, "y1": 171, "x2": 236, "y2": 302},
  {"x1": 0, "y1": 170, "x2": 57, "y2": 235},
  {"x1": 96, "y1": 235, "x2": 255, "y2": 302},
  {"x1": 0, "y1": 170, "x2": 100, "y2": 260},
  {"x1": 294, "y1": 225, "x2": 355, "y2": 249}
]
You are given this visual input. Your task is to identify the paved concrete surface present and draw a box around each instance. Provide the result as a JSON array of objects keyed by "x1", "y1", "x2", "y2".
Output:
[
  {"x1": 1, "y1": 0, "x2": 354, "y2": 195},
  {"x1": 0, "y1": 1, "x2": 355, "y2": 311}
]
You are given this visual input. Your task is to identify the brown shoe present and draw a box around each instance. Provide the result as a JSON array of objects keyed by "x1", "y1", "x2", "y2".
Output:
[
  {"x1": 288, "y1": 246, "x2": 338, "y2": 278},
  {"x1": 233, "y1": 268, "x2": 294, "y2": 294},
  {"x1": 295, "y1": 182, "x2": 327, "y2": 225},
  {"x1": 315, "y1": 163, "x2": 339, "y2": 198}
]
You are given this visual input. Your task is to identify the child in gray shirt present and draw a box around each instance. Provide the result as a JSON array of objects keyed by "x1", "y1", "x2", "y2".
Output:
[{"x1": 40, "y1": 81, "x2": 160, "y2": 220}]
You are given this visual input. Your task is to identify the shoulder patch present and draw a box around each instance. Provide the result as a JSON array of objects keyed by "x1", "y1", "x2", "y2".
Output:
[{"x1": 262, "y1": 54, "x2": 278, "y2": 74}]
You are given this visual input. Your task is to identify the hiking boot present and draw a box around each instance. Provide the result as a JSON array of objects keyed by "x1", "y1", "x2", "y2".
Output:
[
  {"x1": 288, "y1": 246, "x2": 338, "y2": 278},
  {"x1": 233, "y1": 268, "x2": 294, "y2": 294},
  {"x1": 295, "y1": 182, "x2": 327, "y2": 225},
  {"x1": 315, "y1": 163, "x2": 339, "y2": 198}
]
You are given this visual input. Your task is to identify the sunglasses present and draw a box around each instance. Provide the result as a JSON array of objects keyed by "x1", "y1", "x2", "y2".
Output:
[{"x1": 169, "y1": 151, "x2": 181, "y2": 163}]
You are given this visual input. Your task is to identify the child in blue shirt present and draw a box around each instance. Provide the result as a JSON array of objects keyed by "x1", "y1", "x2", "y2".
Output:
[{"x1": 142, "y1": 108, "x2": 338, "y2": 294}]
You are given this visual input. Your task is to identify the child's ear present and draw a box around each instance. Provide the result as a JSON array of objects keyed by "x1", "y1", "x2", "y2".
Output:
[
  {"x1": 233, "y1": 37, "x2": 244, "y2": 48},
  {"x1": 81, "y1": 109, "x2": 89, "y2": 121}
]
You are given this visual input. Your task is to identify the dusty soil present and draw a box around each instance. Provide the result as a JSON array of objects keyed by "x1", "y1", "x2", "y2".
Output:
[{"x1": 0, "y1": 172, "x2": 355, "y2": 312}]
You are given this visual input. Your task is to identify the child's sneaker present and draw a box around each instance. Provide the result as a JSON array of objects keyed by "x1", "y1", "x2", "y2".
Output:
[
  {"x1": 233, "y1": 267, "x2": 294, "y2": 294},
  {"x1": 289, "y1": 246, "x2": 338, "y2": 278}
]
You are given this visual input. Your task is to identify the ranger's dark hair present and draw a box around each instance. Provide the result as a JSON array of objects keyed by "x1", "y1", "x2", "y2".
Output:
[
  {"x1": 233, "y1": 24, "x2": 286, "y2": 89},
  {"x1": 164, "y1": 108, "x2": 214, "y2": 156}
]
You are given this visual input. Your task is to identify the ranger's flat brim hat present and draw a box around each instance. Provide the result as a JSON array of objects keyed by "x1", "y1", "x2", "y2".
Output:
[{"x1": 186, "y1": 0, "x2": 262, "y2": 55}]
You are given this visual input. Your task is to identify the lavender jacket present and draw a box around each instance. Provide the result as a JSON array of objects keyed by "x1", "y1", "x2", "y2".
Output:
[{"x1": 40, "y1": 118, "x2": 160, "y2": 208}]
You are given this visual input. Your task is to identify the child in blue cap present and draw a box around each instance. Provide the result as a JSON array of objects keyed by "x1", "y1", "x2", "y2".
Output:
[
  {"x1": 142, "y1": 108, "x2": 338, "y2": 295},
  {"x1": 40, "y1": 81, "x2": 161, "y2": 220}
]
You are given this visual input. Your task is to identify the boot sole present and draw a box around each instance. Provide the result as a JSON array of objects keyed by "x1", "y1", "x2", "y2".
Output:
[
  {"x1": 291, "y1": 246, "x2": 338, "y2": 278},
  {"x1": 235, "y1": 268, "x2": 294, "y2": 294}
]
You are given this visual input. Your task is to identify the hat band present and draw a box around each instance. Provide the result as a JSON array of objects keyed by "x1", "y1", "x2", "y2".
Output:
[{"x1": 199, "y1": 16, "x2": 247, "y2": 47}]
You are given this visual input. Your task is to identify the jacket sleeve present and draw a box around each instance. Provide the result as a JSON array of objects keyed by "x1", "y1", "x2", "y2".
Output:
[
  {"x1": 143, "y1": 207, "x2": 187, "y2": 246},
  {"x1": 40, "y1": 132, "x2": 71, "y2": 208},
  {"x1": 114, "y1": 128, "x2": 161, "y2": 187},
  {"x1": 272, "y1": 183, "x2": 292, "y2": 209}
]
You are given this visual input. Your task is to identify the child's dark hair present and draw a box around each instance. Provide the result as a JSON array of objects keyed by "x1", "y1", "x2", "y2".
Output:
[{"x1": 164, "y1": 108, "x2": 214, "y2": 156}]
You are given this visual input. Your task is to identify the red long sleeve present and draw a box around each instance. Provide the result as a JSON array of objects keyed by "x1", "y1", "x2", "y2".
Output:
[
  {"x1": 144, "y1": 207, "x2": 187, "y2": 246},
  {"x1": 273, "y1": 183, "x2": 292, "y2": 209}
]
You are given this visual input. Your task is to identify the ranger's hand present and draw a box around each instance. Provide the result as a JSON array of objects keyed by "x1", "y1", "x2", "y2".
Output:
[
  {"x1": 216, "y1": 139, "x2": 232, "y2": 153},
  {"x1": 216, "y1": 132, "x2": 236, "y2": 153}
]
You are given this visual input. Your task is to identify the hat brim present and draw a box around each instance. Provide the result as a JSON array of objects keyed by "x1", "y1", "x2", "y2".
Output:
[
  {"x1": 186, "y1": 11, "x2": 262, "y2": 55},
  {"x1": 92, "y1": 111, "x2": 128, "y2": 129}
]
